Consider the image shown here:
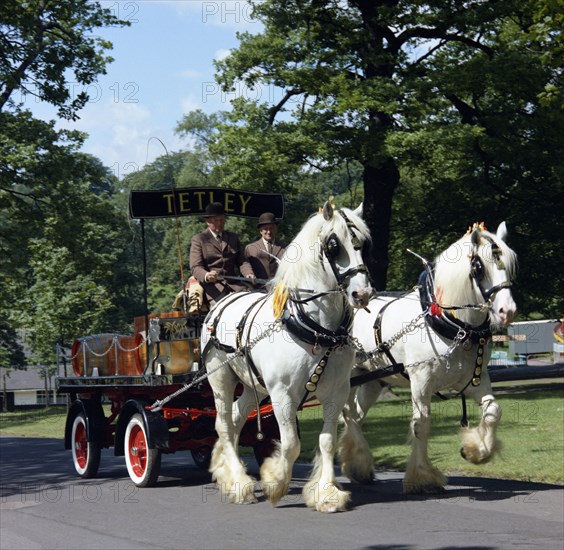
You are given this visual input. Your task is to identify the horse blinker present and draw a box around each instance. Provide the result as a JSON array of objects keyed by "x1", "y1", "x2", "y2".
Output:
[{"x1": 324, "y1": 233, "x2": 340, "y2": 259}]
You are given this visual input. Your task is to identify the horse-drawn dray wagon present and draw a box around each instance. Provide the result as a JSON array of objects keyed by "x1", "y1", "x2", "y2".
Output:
[
  {"x1": 56, "y1": 188, "x2": 288, "y2": 487},
  {"x1": 56, "y1": 310, "x2": 281, "y2": 487}
]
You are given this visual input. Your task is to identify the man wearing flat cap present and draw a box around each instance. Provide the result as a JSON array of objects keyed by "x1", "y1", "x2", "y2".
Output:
[
  {"x1": 189, "y1": 202, "x2": 255, "y2": 305},
  {"x1": 245, "y1": 212, "x2": 286, "y2": 283}
]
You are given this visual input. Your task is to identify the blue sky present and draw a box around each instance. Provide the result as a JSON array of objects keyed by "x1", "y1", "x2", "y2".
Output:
[{"x1": 27, "y1": 1, "x2": 263, "y2": 178}]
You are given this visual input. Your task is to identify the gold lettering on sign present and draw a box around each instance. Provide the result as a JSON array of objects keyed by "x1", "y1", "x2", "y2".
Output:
[
  {"x1": 135, "y1": 188, "x2": 274, "y2": 218},
  {"x1": 178, "y1": 192, "x2": 191, "y2": 212},
  {"x1": 224, "y1": 192, "x2": 235, "y2": 213},
  {"x1": 162, "y1": 193, "x2": 175, "y2": 213},
  {"x1": 239, "y1": 195, "x2": 252, "y2": 214},
  {"x1": 194, "y1": 191, "x2": 206, "y2": 210}
]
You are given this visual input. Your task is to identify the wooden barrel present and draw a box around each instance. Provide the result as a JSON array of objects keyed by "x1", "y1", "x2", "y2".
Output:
[
  {"x1": 134, "y1": 311, "x2": 199, "y2": 374},
  {"x1": 136, "y1": 338, "x2": 198, "y2": 375},
  {"x1": 71, "y1": 334, "x2": 144, "y2": 376}
]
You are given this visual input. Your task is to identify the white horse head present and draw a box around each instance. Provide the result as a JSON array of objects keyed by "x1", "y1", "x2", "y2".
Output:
[
  {"x1": 272, "y1": 201, "x2": 372, "y2": 308},
  {"x1": 435, "y1": 221, "x2": 518, "y2": 327}
]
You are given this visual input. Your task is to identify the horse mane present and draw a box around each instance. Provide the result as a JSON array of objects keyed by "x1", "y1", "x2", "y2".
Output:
[
  {"x1": 434, "y1": 227, "x2": 518, "y2": 307},
  {"x1": 272, "y1": 207, "x2": 371, "y2": 290}
]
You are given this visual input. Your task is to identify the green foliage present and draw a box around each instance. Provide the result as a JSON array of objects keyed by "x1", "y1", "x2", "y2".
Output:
[
  {"x1": 204, "y1": 0, "x2": 562, "y2": 313},
  {"x1": 1, "y1": 0, "x2": 562, "y2": 375},
  {"x1": 0, "y1": 1, "x2": 138, "y2": 367},
  {"x1": 0, "y1": 0, "x2": 130, "y2": 119}
]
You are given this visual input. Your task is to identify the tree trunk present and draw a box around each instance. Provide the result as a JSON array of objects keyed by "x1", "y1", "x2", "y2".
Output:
[
  {"x1": 2, "y1": 372, "x2": 7, "y2": 413},
  {"x1": 362, "y1": 157, "x2": 400, "y2": 290},
  {"x1": 44, "y1": 370, "x2": 49, "y2": 409}
]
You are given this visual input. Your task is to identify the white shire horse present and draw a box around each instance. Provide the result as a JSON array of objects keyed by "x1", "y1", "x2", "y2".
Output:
[
  {"x1": 200, "y1": 202, "x2": 372, "y2": 512},
  {"x1": 339, "y1": 222, "x2": 517, "y2": 493}
]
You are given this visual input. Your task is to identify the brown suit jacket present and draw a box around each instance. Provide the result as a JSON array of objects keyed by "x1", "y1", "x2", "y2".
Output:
[
  {"x1": 189, "y1": 229, "x2": 255, "y2": 304},
  {"x1": 245, "y1": 238, "x2": 286, "y2": 281}
]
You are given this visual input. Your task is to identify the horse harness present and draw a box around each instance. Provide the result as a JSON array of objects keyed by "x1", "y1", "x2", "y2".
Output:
[
  {"x1": 202, "y1": 210, "x2": 369, "y2": 398},
  {"x1": 470, "y1": 234, "x2": 512, "y2": 301},
  {"x1": 202, "y1": 289, "x2": 355, "y2": 389},
  {"x1": 354, "y1": 267, "x2": 495, "y2": 426}
]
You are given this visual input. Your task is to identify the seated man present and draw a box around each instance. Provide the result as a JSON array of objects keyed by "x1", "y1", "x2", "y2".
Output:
[
  {"x1": 245, "y1": 212, "x2": 286, "y2": 283},
  {"x1": 189, "y1": 202, "x2": 255, "y2": 306}
]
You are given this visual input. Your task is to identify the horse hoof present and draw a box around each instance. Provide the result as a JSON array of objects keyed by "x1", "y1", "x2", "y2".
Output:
[
  {"x1": 318, "y1": 498, "x2": 348, "y2": 513},
  {"x1": 319, "y1": 504, "x2": 340, "y2": 513},
  {"x1": 461, "y1": 445, "x2": 493, "y2": 464}
]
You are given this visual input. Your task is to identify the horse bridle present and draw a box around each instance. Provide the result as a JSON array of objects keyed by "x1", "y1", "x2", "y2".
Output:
[
  {"x1": 470, "y1": 235, "x2": 512, "y2": 301},
  {"x1": 321, "y1": 210, "x2": 370, "y2": 287}
]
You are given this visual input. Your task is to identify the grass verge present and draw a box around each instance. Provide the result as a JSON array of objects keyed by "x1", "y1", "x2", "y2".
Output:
[
  {"x1": 297, "y1": 387, "x2": 564, "y2": 485},
  {"x1": 1, "y1": 387, "x2": 562, "y2": 484},
  {"x1": 0, "y1": 407, "x2": 69, "y2": 439}
]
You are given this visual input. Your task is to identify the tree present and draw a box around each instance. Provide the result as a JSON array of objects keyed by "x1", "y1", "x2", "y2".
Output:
[
  {"x1": 176, "y1": 109, "x2": 342, "y2": 238},
  {"x1": 210, "y1": 0, "x2": 562, "y2": 297},
  {"x1": 0, "y1": 1, "x2": 134, "y2": 366},
  {"x1": 8, "y1": 150, "x2": 143, "y2": 364},
  {"x1": 0, "y1": 0, "x2": 129, "y2": 119}
]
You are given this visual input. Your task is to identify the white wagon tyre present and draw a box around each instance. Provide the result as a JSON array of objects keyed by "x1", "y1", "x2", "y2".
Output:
[
  {"x1": 124, "y1": 413, "x2": 161, "y2": 487},
  {"x1": 71, "y1": 412, "x2": 101, "y2": 478}
]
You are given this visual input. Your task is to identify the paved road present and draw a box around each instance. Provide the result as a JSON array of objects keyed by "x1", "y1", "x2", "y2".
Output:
[{"x1": 1, "y1": 436, "x2": 562, "y2": 550}]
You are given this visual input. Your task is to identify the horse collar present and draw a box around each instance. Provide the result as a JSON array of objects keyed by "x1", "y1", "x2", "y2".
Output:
[
  {"x1": 419, "y1": 267, "x2": 492, "y2": 344},
  {"x1": 282, "y1": 290, "x2": 353, "y2": 349}
]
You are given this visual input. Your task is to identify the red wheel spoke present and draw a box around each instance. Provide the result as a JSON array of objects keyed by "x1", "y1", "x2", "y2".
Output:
[
  {"x1": 128, "y1": 425, "x2": 148, "y2": 477},
  {"x1": 74, "y1": 421, "x2": 87, "y2": 468}
]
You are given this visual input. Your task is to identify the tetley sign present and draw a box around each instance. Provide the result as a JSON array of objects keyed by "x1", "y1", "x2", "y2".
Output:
[{"x1": 129, "y1": 187, "x2": 284, "y2": 220}]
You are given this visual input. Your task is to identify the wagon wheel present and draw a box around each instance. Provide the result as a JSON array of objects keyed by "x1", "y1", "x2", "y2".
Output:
[
  {"x1": 191, "y1": 446, "x2": 212, "y2": 470},
  {"x1": 124, "y1": 413, "x2": 161, "y2": 487},
  {"x1": 71, "y1": 412, "x2": 101, "y2": 478}
]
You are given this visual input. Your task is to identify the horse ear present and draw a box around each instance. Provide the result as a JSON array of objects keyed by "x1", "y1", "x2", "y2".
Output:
[
  {"x1": 322, "y1": 200, "x2": 334, "y2": 220},
  {"x1": 496, "y1": 221, "x2": 508, "y2": 241},
  {"x1": 471, "y1": 227, "x2": 481, "y2": 247},
  {"x1": 353, "y1": 202, "x2": 363, "y2": 217}
]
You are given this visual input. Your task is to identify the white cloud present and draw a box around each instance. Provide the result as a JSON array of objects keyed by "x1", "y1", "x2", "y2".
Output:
[
  {"x1": 151, "y1": 1, "x2": 261, "y2": 30},
  {"x1": 215, "y1": 48, "x2": 232, "y2": 61},
  {"x1": 64, "y1": 99, "x2": 180, "y2": 175},
  {"x1": 180, "y1": 95, "x2": 202, "y2": 114},
  {"x1": 178, "y1": 68, "x2": 205, "y2": 79}
]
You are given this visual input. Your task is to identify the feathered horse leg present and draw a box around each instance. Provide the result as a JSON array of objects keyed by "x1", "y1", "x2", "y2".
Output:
[
  {"x1": 403, "y1": 387, "x2": 447, "y2": 494},
  {"x1": 260, "y1": 397, "x2": 300, "y2": 506},
  {"x1": 460, "y1": 376, "x2": 502, "y2": 464},
  {"x1": 208, "y1": 355, "x2": 257, "y2": 504},
  {"x1": 338, "y1": 379, "x2": 385, "y2": 484},
  {"x1": 304, "y1": 384, "x2": 351, "y2": 513}
]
